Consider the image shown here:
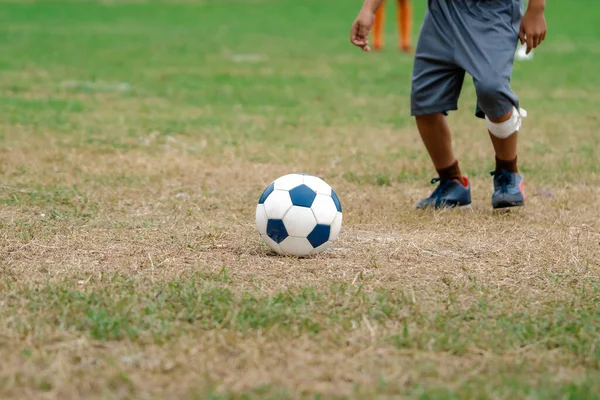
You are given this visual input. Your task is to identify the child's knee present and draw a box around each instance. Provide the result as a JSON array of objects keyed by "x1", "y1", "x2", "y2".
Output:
[
  {"x1": 486, "y1": 106, "x2": 526, "y2": 138},
  {"x1": 475, "y1": 79, "x2": 502, "y2": 105},
  {"x1": 474, "y1": 79, "x2": 513, "y2": 119}
]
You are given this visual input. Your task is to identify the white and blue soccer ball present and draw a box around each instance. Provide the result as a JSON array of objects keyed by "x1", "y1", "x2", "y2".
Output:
[{"x1": 255, "y1": 174, "x2": 343, "y2": 257}]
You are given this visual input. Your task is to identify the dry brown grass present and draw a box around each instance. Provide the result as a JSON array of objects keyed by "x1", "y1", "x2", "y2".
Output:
[{"x1": 2, "y1": 120, "x2": 599, "y2": 398}]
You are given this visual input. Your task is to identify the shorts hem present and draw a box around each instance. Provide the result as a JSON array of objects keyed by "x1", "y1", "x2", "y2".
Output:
[
  {"x1": 411, "y1": 102, "x2": 458, "y2": 117},
  {"x1": 476, "y1": 101, "x2": 519, "y2": 120}
]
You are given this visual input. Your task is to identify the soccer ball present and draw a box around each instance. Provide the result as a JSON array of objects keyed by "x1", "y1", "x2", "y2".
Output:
[{"x1": 255, "y1": 173, "x2": 343, "y2": 257}]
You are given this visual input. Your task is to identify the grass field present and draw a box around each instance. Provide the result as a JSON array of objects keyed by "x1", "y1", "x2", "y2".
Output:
[{"x1": 1, "y1": 0, "x2": 600, "y2": 398}]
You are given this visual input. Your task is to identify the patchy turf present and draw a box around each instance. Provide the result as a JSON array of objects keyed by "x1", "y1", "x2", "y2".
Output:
[{"x1": 1, "y1": 0, "x2": 599, "y2": 398}]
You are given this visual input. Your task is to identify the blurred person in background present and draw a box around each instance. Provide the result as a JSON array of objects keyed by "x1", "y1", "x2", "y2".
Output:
[{"x1": 372, "y1": 0, "x2": 412, "y2": 52}]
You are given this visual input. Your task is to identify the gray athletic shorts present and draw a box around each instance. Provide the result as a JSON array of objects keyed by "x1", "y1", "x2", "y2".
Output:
[{"x1": 411, "y1": 0, "x2": 523, "y2": 119}]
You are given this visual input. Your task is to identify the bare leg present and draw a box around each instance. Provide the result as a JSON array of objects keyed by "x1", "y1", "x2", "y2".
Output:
[
  {"x1": 415, "y1": 113, "x2": 458, "y2": 170},
  {"x1": 488, "y1": 109, "x2": 519, "y2": 172},
  {"x1": 414, "y1": 113, "x2": 471, "y2": 209},
  {"x1": 373, "y1": 2, "x2": 385, "y2": 50},
  {"x1": 396, "y1": 0, "x2": 412, "y2": 52}
]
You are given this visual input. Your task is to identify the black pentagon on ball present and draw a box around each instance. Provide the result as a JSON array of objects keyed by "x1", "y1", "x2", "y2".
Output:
[
  {"x1": 258, "y1": 182, "x2": 275, "y2": 204},
  {"x1": 266, "y1": 219, "x2": 288, "y2": 244},
  {"x1": 307, "y1": 224, "x2": 330, "y2": 248},
  {"x1": 288, "y1": 184, "x2": 317, "y2": 208},
  {"x1": 331, "y1": 188, "x2": 342, "y2": 212}
]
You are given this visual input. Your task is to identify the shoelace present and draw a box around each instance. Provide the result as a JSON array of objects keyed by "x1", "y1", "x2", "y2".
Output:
[
  {"x1": 430, "y1": 178, "x2": 455, "y2": 200},
  {"x1": 490, "y1": 170, "x2": 513, "y2": 193}
]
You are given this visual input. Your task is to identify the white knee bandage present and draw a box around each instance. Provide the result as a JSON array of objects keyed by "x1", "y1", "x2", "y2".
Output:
[{"x1": 486, "y1": 107, "x2": 528, "y2": 139}]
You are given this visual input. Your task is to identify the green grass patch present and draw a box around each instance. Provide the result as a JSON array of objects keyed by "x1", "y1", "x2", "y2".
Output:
[{"x1": 2, "y1": 272, "x2": 598, "y2": 370}]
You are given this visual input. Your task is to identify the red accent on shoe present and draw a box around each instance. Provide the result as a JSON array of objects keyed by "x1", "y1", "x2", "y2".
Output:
[
  {"x1": 453, "y1": 176, "x2": 469, "y2": 188},
  {"x1": 519, "y1": 178, "x2": 526, "y2": 201}
]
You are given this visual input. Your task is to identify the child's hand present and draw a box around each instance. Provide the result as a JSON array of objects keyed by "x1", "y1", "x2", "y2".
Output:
[
  {"x1": 519, "y1": 7, "x2": 547, "y2": 54},
  {"x1": 350, "y1": 9, "x2": 375, "y2": 52}
]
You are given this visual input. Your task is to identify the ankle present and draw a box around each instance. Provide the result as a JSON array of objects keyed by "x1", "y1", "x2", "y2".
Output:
[
  {"x1": 436, "y1": 160, "x2": 466, "y2": 186},
  {"x1": 495, "y1": 155, "x2": 518, "y2": 173}
]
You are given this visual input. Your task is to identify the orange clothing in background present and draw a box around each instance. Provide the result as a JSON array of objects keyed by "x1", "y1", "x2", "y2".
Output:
[{"x1": 373, "y1": 0, "x2": 412, "y2": 52}]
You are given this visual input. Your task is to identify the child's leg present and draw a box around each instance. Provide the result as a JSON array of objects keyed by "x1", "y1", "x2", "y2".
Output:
[
  {"x1": 451, "y1": 0, "x2": 525, "y2": 207},
  {"x1": 415, "y1": 114, "x2": 461, "y2": 179},
  {"x1": 411, "y1": 3, "x2": 471, "y2": 209},
  {"x1": 485, "y1": 105, "x2": 526, "y2": 208},
  {"x1": 411, "y1": 3, "x2": 465, "y2": 179},
  {"x1": 396, "y1": 0, "x2": 412, "y2": 51},
  {"x1": 488, "y1": 110, "x2": 519, "y2": 173},
  {"x1": 467, "y1": 17, "x2": 522, "y2": 174},
  {"x1": 449, "y1": 0, "x2": 522, "y2": 156},
  {"x1": 373, "y1": 2, "x2": 385, "y2": 50},
  {"x1": 414, "y1": 112, "x2": 472, "y2": 210}
]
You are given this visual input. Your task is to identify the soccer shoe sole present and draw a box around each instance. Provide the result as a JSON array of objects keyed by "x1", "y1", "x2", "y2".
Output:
[{"x1": 492, "y1": 198, "x2": 525, "y2": 209}]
